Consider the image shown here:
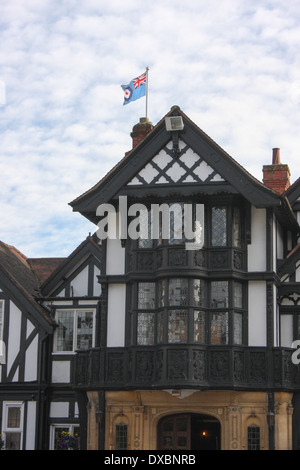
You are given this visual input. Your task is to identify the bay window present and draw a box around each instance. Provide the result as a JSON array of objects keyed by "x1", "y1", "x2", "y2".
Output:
[{"x1": 135, "y1": 279, "x2": 245, "y2": 346}]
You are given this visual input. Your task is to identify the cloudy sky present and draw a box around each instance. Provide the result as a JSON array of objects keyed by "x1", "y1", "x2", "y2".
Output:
[{"x1": 0, "y1": 0, "x2": 299, "y2": 258}]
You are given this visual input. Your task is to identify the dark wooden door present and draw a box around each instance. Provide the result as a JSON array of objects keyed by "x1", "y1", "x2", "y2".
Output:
[{"x1": 158, "y1": 414, "x2": 191, "y2": 450}]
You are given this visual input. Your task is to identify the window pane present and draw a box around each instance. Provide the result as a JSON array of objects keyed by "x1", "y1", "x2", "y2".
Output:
[
  {"x1": 211, "y1": 206, "x2": 227, "y2": 246},
  {"x1": 56, "y1": 311, "x2": 74, "y2": 351},
  {"x1": 234, "y1": 282, "x2": 243, "y2": 308},
  {"x1": 248, "y1": 426, "x2": 260, "y2": 450},
  {"x1": 233, "y1": 207, "x2": 241, "y2": 247},
  {"x1": 211, "y1": 281, "x2": 228, "y2": 308},
  {"x1": 168, "y1": 279, "x2": 188, "y2": 306},
  {"x1": 194, "y1": 311, "x2": 205, "y2": 343},
  {"x1": 193, "y1": 279, "x2": 205, "y2": 306},
  {"x1": 137, "y1": 312, "x2": 155, "y2": 345},
  {"x1": 138, "y1": 209, "x2": 153, "y2": 248},
  {"x1": 116, "y1": 425, "x2": 127, "y2": 450},
  {"x1": 169, "y1": 203, "x2": 185, "y2": 244},
  {"x1": 233, "y1": 312, "x2": 243, "y2": 345},
  {"x1": 5, "y1": 432, "x2": 21, "y2": 450},
  {"x1": 138, "y1": 282, "x2": 156, "y2": 309},
  {"x1": 77, "y1": 311, "x2": 93, "y2": 349},
  {"x1": 158, "y1": 279, "x2": 166, "y2": 307},
  {"x1": 168, "y1": 310, "x2": 188, "y2": 343},
  {"x1": 7, "y1": 407, "x2": 21, "y2": 428},
  {"x1": 210, "y1": 312, "x2": 228, "y2": 344}
]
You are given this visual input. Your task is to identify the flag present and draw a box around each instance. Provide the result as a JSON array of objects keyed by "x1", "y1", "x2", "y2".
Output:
[{"x1": 121, "y1": 71, "x2": 147, "y2": 105}]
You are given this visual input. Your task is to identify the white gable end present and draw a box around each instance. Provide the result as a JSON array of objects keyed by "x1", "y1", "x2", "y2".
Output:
[{"x1": 127, "y1": 139, "x2": 225, "y2": 186}]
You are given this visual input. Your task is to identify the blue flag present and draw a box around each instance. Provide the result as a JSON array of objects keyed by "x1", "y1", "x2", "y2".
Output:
[{"x1": 121, "y1": 71, "x2": 147, "y2": 105}]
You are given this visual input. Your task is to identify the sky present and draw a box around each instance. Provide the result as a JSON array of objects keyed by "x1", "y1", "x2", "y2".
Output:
[{"x1": 0, "y1": 0, "x2": 299, "y2": 258}]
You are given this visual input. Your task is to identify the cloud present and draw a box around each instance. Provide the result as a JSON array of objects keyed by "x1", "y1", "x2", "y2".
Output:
[{"x1": 0, "y1": 0, "x2": 299, "y2": 257}]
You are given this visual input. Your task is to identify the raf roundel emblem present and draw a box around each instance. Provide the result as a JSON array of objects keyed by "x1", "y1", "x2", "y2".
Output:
[{"x1": 124, "y1": 88, "x2": 132, "y2": 100}]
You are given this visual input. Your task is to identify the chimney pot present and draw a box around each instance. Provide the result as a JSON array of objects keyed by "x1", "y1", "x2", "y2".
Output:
[{"x1": 272, "y1": 148, "x2": 281, "y2": 164}]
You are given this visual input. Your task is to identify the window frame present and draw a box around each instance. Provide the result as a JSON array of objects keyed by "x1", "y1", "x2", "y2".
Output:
[
  {"x1": 50, "y1": 424, "x2": 80, "y2": 450},
  {"x1": 2, "y1": 402, "x2": 24, "y2": 450},
  {"x1": 53, "y1": 308, "x2": 96, "y2": 353}
]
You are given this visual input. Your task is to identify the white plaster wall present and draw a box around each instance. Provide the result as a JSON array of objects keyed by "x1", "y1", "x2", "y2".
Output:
[
  {"x1": 26, "y1": 401, "x2": 36, "y2": 450},
  {"x1": 107, "y1": 284, "x2": 126, "y2": 347},
  {"x1": 25, "y1": 332, "x2": 38, "y2": 381},
  {"x1": 276, "y1": 221, "x2": 284, "y2": 260},
  {"x1": 248, "y1": 281, "x2": 266, "y2": 346},
  {"x1": 52, "y1": 360, "x2": 70, "y2": 383},
  {"x1": 280, "y1": 314, "x2": 293, "y2": 347},
  {"x1": 50, "y1": 401, "x2": 69, "y2": 418},
  {"x1": 71, "y1": 265, "x2": 89, "y2": 296},
  {"x1": 7, "y1": 301, "x2": 22, "y2": 380},
  {"x1": 94, "y1": 266, "x2": 101, "y2": 296},
  {"x1": 106, "y1": 212, "x2": 125, "y2": 275},
  {"x1": 247, "y1": 207, "x2": 266, "y2": 271}
]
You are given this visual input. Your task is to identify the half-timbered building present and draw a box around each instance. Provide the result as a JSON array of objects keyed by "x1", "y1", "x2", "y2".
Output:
[{"x1": 1, "y1": 105, "x2": 300, "y2": 450}]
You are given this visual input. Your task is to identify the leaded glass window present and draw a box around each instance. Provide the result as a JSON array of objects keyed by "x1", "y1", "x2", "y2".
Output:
[
  {"x1": 193, "y1": 279, "x2": 205, "y2": 306},
  {"x1": 233, "y1": 206, "x2": 241, "y2": 247},
  {"x1": 234, "y1": 282, "x2": 243, "y2": 308},
  {"x1": 211, "y1": 281, "x2": 228, "y2": 308},
  {"x1": 138, "y1": 208, "x2": 153, "y2": 248},
  {"x1": 138, "y1": 282, "x2": 156, "y2": 309},
  {"x1": 247, "y1": 426, "x2": 260, "y2": 450},
  {"x1": 168, "y1": 310, "x2": 188, "y2": 343},
  {"x1": 55, "y1": 310, "x2": 94, "y2": 352},
  {"x1": 211, "y1": 206, "x2": 227, "y2": 246},
  {"x1": 168, "y1": 278, "x2": 188, "y2": 306},
  {"x1": 169, "y1": 202, "x2": 185, "y2": 245},
  {"x1": 56, "y1": 311, "x2": 74, "y2": 352},
  {"x1": 194, "y1": 311, "x2": 205, "y2": 343},
  {"x1": 137, "y1": 312, "x2": 155, "y2": 345},
  {"x1": 210, "y1": 312, "x2": 229, "y2": 344},
  {"x1": 135, "y1": 279, "x2": 245, "y2": 346},
  {"x1": 233, "y1": 312, "x2": 243, "y2": 345}
]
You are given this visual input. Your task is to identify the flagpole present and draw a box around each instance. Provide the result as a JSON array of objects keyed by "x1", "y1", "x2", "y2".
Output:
[{"x1": 145, "y1": 66, "x2": 149, "y2": 119}]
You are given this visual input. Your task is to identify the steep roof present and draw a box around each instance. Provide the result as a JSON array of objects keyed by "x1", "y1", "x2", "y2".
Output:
[
  {"x1": 0, "y1": 241, "x2": 56, "y2": 329},
  {"x1": 70, "y1": 106, "x2": 286, "y2": 225}
]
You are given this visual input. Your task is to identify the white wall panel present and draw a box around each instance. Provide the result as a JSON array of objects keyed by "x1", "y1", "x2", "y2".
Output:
[
  {"x1": 52, "y1": 360, "x2": 70, "y2": 383},
  {"x1": 248, "y1": 207, "x2": 266, "y2": 271},
  {"x1": 7, "y1": 301, "x2": 21, "y2": 380},
  {"x1": 280, "y1": 314, "x2": 293, "y2": 347},
  {"x1": 26, "y1": 401, "x2": 36, "y2": 450},
  {"x1": 25, "y1": 333, "x2": 38, "y2": 382},
  {"x1": 107, "y1": 284, "x2": 126, "y2": 347},
  {"x1": 71, "y1": 265, "x2": 88, "y2": 296},
  {"x1": 248, "y1": 281, "x2": 266, "y2": 346}
]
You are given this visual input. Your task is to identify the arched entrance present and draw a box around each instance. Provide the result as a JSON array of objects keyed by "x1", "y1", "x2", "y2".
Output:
[{"x1": 158, "y1": 413, "x2": 221, "y2": 450}]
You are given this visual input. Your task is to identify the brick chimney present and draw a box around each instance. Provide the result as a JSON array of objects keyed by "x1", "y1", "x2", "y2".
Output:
[
  {"x1": 263, "y1": 148, "x2": 290, "y2": 194},
  {"x1": 131, "y1": 117, "x2": 153, "y2": 148}
]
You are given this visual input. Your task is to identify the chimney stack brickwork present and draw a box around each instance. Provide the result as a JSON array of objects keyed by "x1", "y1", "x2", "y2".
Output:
[
  {"x1": 131, "y1": 117, "x2": 153, "y2": 148},
  {"x1": 263, "y1": 148, "x2": 290, "y2": 194}
]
